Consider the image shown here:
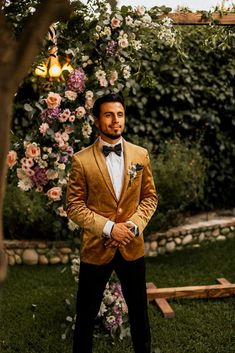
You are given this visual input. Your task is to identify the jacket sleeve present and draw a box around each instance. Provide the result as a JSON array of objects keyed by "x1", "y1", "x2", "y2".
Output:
[
  {"x1": 66, "y1": 154, "x2": 108, "y2": 237},
  {"x1": 129, "y1": 151, "x2": 158, "y2": 235}
]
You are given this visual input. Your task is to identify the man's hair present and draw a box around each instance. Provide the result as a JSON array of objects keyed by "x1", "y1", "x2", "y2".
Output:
[{"x1": 92, "y1": 92, "x2": 125, "y2": 119}]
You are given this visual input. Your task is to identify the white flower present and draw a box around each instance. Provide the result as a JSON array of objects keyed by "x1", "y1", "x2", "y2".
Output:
[
  {"x1": 65, "y1": 90, "x2": 77, "y2": 101},
  {"x1": 106, "y1": 315, "x2": 115, "y2": 323},
  {"x1": 68, "y1": 218, "x2": 80, "y2": 231},
  {"x1": 125, "y1": 15, "x2": 133, "y2": 26},
  {"x1": 82, "y1": 55, "x2": 89, "y2": 62},
  {"x1": 123, "y1": 65, "x2": 131, "y2": 79},
  {"x1": 82, "y1": 122, "x2": 92, "y2": 138},
  {"x1": 142, "y1": 14, "x2": 152, "y2": 23},
  {"x1": 18, "y1": 178, "x2": 33, "y2": 191},
  {"x1": 131, "y1": 40, "x2": 142, "y2": 50},
  {"x1": 95, "y1": 69, "x2": 106, "y2": 80},
  {"x1": 98, "y1": 302, "x2": 108, "y2": 316},
  {"x1": 96, "y1": 25, "x2": 102, "y2": 32},
  {"x1": 136, "y1": 5, "x2": 145, "y2": 16},
  {"x1": 85, "y1": 90, "x2": 94, "y2": 99}
]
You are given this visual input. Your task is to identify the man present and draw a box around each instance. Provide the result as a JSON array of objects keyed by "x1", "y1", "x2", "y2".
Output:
[{"x1": 66, "y1": 92, "x2": 158, "y2": 353}]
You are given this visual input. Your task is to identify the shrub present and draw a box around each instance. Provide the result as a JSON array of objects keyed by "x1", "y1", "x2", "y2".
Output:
[
  {"x1": 148, "y1": 139, "x2": 207, "y2": 232},
  {"x1": 3, "y1": 184, "x2": 77, "y2": 241}
]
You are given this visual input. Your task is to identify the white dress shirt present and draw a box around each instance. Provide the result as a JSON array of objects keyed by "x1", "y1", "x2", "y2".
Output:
[{"x1": 100, "y1": 137, "x2": 138, "y2": 238}]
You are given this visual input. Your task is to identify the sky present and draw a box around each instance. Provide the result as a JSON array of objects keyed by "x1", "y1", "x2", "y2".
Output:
[{"x1": 117, "y1": 0, "x2": 231, "y2": 11}]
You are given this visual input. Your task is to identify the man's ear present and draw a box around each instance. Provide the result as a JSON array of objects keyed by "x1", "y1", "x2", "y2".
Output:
[{"x1": 94, "y1": 117, "x2": 99, "y2": 129}]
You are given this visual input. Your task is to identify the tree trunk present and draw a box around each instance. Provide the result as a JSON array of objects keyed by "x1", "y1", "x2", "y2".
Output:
[{"x1": 0, "y1": 89, "x2": 14, "y2": 282}]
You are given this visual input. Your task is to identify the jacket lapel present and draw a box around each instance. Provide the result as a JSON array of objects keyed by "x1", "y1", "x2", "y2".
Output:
[
  {"x1": 118, "y1": 139, "x2": 132, "y2": 202},
  {"x1": 93, "y1": 139, "x2": 117, "y2": 201}
]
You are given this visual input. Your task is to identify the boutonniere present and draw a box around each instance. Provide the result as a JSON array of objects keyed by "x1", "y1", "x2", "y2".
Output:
[{"x1": 128, "y1": 163, "x2": 144, "y2": 185}]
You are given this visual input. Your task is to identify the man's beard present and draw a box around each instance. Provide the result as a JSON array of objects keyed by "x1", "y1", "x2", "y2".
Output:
[{"x1": 100, "y1": 127, "x2": 123, "y2": 140}]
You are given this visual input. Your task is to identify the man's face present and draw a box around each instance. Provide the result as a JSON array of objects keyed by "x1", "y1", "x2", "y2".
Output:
[{"x1": 95, "y1": 101, "x2": 125, "y2": 143}]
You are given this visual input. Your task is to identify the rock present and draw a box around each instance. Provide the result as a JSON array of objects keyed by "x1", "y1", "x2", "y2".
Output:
[
  {"x1": 182, "y1": 234, "x2": 193, "y2": 245},
  {"x1": 166, "y1": 241, "x2": 176, "y2": 253},
  {"x1": 39, "y1": 255, "x2": 49, "y2": 265},
  {"x1": 212, "y1": 229, "x2": 219, "y2": 237},
  {"x1": 37, "y1": 242, "x2": 47, "y2": 249},
  {"x1": 199, "y1": 233, "x2": 205, "y2": 243},
  {"x1": 22, "y1": 249, "x2": 39, "y2": 265},
  {"x1": 175, "y1": 237, "x2": 182, "y2": 245},
  {"x1": 159, "y1": 239, "x2": 166, "y2": 246},
  {"x1": 15, "y1": 254, "x2": 22, "y2": 265},
  {"x1": 220, "y1": 227, "x2": 230, "y2": 235},
  {"x1": 148, "y1": 250, "x2": 157, "y2": 257},
  {"x1": 15, "y1": 249, "x2": 23, "y2": 255},
  {"x1": 150, "y1": 241, "x2": 158, "y2": 251},
  {"x1": 144, "y1": 242, "x2": 150, "y2": 254},
  {"x1": 217, "y1": 235, "x2": 226, "y2": 241},
  {"x1": 61, "y1": 255, "x2": 69, "y2": 264},
  {"x1": 227, "y1": 232, "x2": 235, "y2": 239},
  {"x1": 158, "y1": 247, "x2": 166, "y2": 255},
  {"x1": 59, "y1": 247, "x2": 72, "y2": 254},
  {"x1": 8, "y1": 255, "x2": 15, "y2": 266},
  {"x1": 37, "y1": 249, "x2": 47, "y2": 254},
  {"x1": 49, "y1": 256, "x2": 61, "y2": 265},
  {"x1": 6, "y1": 249, "x2": 15, "y2": 256}
]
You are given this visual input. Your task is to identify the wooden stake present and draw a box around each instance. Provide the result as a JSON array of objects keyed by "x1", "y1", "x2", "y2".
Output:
[{"x1": 147, "y1": 282, "x2": 175, "y2": 319}]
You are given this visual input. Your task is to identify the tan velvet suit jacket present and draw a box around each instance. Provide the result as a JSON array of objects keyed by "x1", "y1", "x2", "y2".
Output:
[{"x1": 66, "y1": 138, "x2": 158, "y2": 265}]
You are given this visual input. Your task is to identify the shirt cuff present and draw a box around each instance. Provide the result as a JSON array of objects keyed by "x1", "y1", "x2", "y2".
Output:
[{"x1": 103, "y1": 220, "x2": 115, "y2": 238}]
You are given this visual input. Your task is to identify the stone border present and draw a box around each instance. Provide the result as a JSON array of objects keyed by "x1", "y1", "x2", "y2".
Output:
[
  {"x1": 144, "y1": 217, "x2": 235, "y2": 257},
  {"x1": 3, "y1": 218, "x2": 235, "y2": 265}
]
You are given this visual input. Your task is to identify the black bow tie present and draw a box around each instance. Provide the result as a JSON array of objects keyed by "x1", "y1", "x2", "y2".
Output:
[{"x1": 102, "y1": 143, "x2": 122, "y2": 157}]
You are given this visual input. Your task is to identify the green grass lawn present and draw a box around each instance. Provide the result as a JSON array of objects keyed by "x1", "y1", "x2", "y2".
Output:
[{"x1": 1, "y1": 238, "x2": 235, "y2": 353}]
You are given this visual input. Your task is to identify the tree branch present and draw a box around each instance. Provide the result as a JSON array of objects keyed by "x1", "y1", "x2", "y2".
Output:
[{"x1": 13, "y1": 0, "x2": 72, "y2": 89}]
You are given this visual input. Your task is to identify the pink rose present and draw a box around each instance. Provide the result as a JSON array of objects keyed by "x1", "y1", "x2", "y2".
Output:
[
  {"x1": 62, "y1": 132, "x2": 69, "y2": 142},
  {"x1": 58, "y1": 109, "x2": 71, "y2": 122},
  {"x1": 99, "y1": 78, "x2": 108, "y2": 87},
  {"x1": 75, "y1": 106, "x2": 86, "y2": 118},
  {"x1": 25, "y1": 143, "x2": 41, "y2": 159},
  {"x1": 47, "y1": 187, "x2": 62, "y2": 201},
  {"x1": 111, "y1": 17, "x2": 121, "y2": 28},
  {"x1": 39, "y1": 123, "x2": 49, "y2": 135},
  {"x1": 46, "y1": 92, "x2": 62, "y2": 109},
  {"x1": 7, "y1": 150, "x2": 17, "y2": 168}
]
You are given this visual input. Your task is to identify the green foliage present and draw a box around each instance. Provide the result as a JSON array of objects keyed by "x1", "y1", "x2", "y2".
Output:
[
  {"x1": 148, "y1": 139, "x2": 207, "y2": 231},
  {"x1": 3, "y1": 184, "x2": 77, "y2": 240}
]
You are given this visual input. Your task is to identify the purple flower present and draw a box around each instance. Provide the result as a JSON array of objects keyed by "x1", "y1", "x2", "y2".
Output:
[
  {"x1": 106, "y1": 40, "x2": 118, "y2": 56},
  {"x1": 60, "y1": 155, "x2": 68, "y2": 164},
  {"x1": 40, "y1": 108, "x2": 61, "y2": 125},
  {"x1": 66, "y1": 68, "x2": 87, "y2": 93},
  {"x1": 30, "y1": 166, "x2": 47, "y2": 187},
  {"x1": 66, "y1": 146, "x2": 74, "y2": 155}
]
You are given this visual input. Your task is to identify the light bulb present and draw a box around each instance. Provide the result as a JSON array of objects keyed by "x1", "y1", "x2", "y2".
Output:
[{"x1": 61, "y1": 62, "x2": 74, "y2": 73}]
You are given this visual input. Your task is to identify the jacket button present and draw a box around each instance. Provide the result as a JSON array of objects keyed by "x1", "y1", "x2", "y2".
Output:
[{"x1": 117, "y1": 208, "x2": 122, "y2": 215}]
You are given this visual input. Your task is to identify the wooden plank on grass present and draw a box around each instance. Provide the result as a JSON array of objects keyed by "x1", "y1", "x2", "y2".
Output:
[
  {"x1": 216, "y1": 278, "x2": 231, "y2": 285},
  {"x1": 147, "y1": 282, "x2": 175, "y2": 319},
  {"x1": 147, "y1": 283, "x2": 235, "y2": 300}
]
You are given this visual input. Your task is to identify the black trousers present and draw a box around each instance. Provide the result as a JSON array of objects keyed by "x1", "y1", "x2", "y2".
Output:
[{"x1": 73, "y1": 250, "x2": 151, "y2": 353}]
